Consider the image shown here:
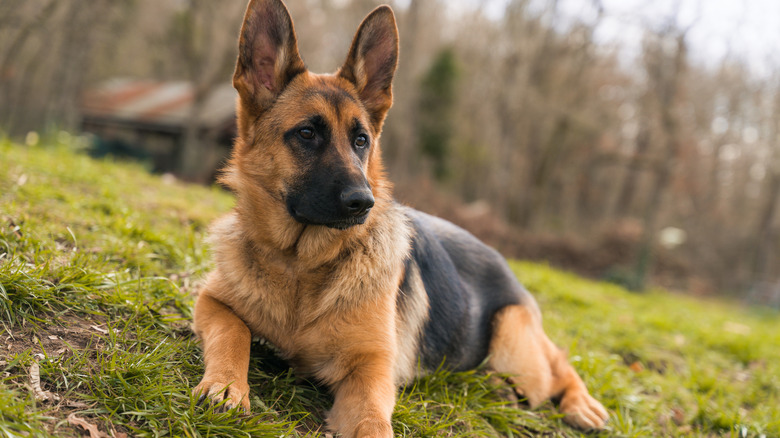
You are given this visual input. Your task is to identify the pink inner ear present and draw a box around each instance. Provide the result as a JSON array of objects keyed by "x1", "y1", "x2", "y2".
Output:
[
  {"x1": 254, "y1": 35, "x2": 279, "y2": 93},
  {"x1": 360, "y1": 27, "x2": 397, "y2": 94},
  {"x1": 256, "y1": 56, "x2": 276, "y2": 92}
]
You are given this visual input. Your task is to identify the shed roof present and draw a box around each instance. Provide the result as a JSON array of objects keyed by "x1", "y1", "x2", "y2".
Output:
[{"x1": 82, "y1": 78, "x2": 237, "y2": 130}]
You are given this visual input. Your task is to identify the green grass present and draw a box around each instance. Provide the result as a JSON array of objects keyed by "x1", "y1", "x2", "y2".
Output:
[{"x1": 1, "y1": 134, "x2": 779, "y2": 437}]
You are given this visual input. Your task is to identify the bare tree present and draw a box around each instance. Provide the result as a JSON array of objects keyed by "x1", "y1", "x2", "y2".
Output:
[
  {"x1": 164, "y1": 0, "x2": 244, "y2": 181},
  {"x1": 751, "y1": 82, "x2": 780, "y2": 283},
  {"x1": 1, "y1": 0, "x2": 778, "y2": 295},
  {"x1": 631, "y1": 27, "x2": 689, "y2": 289}
]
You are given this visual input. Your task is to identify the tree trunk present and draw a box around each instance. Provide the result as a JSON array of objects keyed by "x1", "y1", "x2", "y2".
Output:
[
  {"x1": 751, "y1": 171, "x2": 780, "y2": 282},
  {"x1": 632, "y1": 32, "x2": 687, "y2": 290},
  {"x1": 520, "y1": 115, "x2": 569, "y2": 229},
  {"x1": 616, "y1": 127, "x2": 651, "y2": 217},
  {"x1": 178, "y1": 91, "x2": 210, "y2": 182}
]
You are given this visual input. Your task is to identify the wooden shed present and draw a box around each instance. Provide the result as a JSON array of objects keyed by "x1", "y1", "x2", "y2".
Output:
[{"x1": 81, "y1": 78, "x2": 237, "y2": 181}]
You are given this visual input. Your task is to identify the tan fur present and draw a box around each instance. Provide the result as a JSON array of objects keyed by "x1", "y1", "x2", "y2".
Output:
[
  {"x1": 488, "y1": 305, "x2": 609, "y2": 429},
  {"x1": 193, "y1": 2, "x2": 607, "y2": 436},
  {"x1": 192, "y1": 293, "x2": 252, "y2": 411},
  {"x1": 196, "y1": 203, "x2": 410, "y2": 437},
  {"x1": 194, "y1": 11, "x2": 412, "y2": 430},
  {"x1": 393, "y1": 262, "x2": 430, "y2": 384}
]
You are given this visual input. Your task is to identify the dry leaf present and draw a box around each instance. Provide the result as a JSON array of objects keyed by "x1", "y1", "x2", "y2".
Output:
[
  {"x1": 671, "y1": 407, "x2": 686, "y2": 425},
  {"x1": 67, "y1": 414, "x2": 110, "y2": 438},
  {"x1": 91, "y1": 325, "x2": 108, "y2": 334},
  {"x1": 48, "y1": 335, "x2": 59, "y2": 340},
  {"x1": 30, "y1": 362, "x2": 60, "y2": 402},
  {"x1": 109, "y1": 425, "x2": 129, "y2": 438}
]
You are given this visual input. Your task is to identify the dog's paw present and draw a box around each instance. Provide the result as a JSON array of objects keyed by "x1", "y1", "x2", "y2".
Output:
[
  {"x1": 353, "y1": 418, "x2": 393, "y2": 438},
  {"x1": 327, "y1": 414, "x2": 392, "y2": 438},
  {"x1": 559, "y1": 389, "x2": 609, "y2": 430},
  {"x1": 193, "y1": 379, "x2": 250, "y2": 413}
]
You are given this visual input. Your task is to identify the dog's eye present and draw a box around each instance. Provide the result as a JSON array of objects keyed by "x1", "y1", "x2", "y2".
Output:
[
  {"x1": 354, "y1": 134, "x2": 368, "y2": 148},
  {"x1": 299, "y1": 128, "x2": 315, "y2": 140}
]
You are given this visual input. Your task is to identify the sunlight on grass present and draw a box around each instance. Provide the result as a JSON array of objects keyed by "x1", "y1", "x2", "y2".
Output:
[{"x1": 1, "y1": 137, "x2": 779, "y2": 437}]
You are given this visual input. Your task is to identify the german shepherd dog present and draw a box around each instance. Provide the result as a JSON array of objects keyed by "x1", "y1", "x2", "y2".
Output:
[{"x1": 192, "y1": 0, "x2": 609, "y2": 436}]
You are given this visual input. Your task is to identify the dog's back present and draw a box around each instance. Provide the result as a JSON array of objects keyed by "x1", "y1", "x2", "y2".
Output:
[{"x1": 400, "y1": 207, "x2": 538, "y2": 372}]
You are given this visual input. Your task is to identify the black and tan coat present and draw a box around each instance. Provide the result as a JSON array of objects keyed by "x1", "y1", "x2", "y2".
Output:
[{"x1": 192, "y1": 1, "x2": 609, "y2": 437}]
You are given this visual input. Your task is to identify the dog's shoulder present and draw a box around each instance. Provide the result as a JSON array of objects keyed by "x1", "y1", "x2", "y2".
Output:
[
  {"x1": 201, "y1": 212, "x2": 271, "y2": 304},
  {"x1": 207, "y1": 212, "x2": 241, "y2": 247},
  {"x1": 206, "y1": 212, "x2": 245, "y2": 273}
]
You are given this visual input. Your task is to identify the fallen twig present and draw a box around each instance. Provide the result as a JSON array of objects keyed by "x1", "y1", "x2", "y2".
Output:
[{"x1": 30, "y1": 362, "x2": 60, "y2": 402}]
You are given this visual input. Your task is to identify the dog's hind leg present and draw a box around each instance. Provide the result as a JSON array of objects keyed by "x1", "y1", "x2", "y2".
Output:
[{"x1": 487, "y1": 304, "x2": 609, "y2": 430}]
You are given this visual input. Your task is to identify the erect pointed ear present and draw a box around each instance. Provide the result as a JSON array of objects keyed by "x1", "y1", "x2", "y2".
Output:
[
  {"x1": 338, "y1": 5, "x2": 399, "y2": 132},
  {"x1": 233, "y1": 0, "x2": 306, "y2": 114}
]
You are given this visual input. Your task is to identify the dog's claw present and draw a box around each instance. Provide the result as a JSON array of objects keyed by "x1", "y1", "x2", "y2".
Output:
[{"x1": 193, "y1": 380, "x2": 250, "y2": 413}]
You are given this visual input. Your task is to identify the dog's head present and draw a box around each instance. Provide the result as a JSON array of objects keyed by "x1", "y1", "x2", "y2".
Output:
[{"x1": 224, "y1": 0, "x2": 398, "y2": 232}]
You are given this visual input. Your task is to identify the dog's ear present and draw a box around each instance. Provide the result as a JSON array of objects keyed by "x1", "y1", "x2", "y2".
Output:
[
  {"x1": 338, "y1": 6, "x2": 399, "y2": 132},
  {"x1": 233, "y1": 0, "x2": 306, "y2": 114}
]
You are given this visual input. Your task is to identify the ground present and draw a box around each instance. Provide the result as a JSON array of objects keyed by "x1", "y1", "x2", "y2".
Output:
[{"x1": 1, "y1": 134, "x2": 779, "y2": 437}]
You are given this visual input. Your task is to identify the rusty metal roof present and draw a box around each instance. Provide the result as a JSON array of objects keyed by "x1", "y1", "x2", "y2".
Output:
[{"x1": 82, "y1": 78, "x2": 237, "y2": 130}]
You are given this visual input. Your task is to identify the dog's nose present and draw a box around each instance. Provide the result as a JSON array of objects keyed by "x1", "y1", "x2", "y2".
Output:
[{"x1": 340, "y1": 188, "x2": 374, "y2": 216}]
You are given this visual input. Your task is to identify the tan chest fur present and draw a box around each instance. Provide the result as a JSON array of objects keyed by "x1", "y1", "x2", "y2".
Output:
[{"x1": 201, "y1": 203, "x2": 415, "y2": 384}]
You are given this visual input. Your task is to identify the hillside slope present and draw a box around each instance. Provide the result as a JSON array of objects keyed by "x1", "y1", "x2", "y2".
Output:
[{"x1": 1, "y1": 137, "x2": 779, "y2": 437}]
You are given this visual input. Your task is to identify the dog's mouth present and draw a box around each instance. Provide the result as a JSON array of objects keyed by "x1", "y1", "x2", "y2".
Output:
[
  {"x1": 291, "y1": 209, "x2": 370, "y2": 230},
  {"x1": 325, "y1": 213, "x2": 369, "y2": 230}
]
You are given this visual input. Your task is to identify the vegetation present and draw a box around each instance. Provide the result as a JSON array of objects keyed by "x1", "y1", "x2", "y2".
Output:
[
  {"x1": 1, "y1": 137, "x2": 779, "y2": 437},
  {"x1": 3, "y1": 0, "x2": 779, "y2": 295},
  {"x1": 417, "y1": 47, "x2": 459, "y2": 181}
]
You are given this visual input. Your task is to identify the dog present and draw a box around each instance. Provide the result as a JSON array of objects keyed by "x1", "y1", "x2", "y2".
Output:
[{"x1": 191, "y1": 1, "x2": 609, "y2": 436}]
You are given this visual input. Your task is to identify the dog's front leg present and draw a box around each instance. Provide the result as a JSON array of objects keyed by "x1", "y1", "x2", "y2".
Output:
[
  {"x1": 327, "y1": 350, "x2": 396, "y2": 438},
  {"x1": 192, "y1": 293, "x2": 252, "y2": 412}
]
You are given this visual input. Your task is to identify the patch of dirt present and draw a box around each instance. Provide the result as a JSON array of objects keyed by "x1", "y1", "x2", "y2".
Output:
[
  {"x1": 2, "y1": 313, "x2": 108, "y2": 358},
  {"x1": 0, "y1": 313, "x2": 128, "y2": 437},
  {"x1": 617, "y1": 350, "x2": 686, "y2": 376}
]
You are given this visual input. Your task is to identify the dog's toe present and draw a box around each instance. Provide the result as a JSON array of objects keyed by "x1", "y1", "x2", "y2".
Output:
[
  {"x1": 559, "y1": 389, "x2": 609, "y2": 430},
  {"x1": 193, "y1": 380, "x2": 250, "y2": 413}
]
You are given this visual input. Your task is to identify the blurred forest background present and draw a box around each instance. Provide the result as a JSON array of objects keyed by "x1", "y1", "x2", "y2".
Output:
[{"x1": 1, "y1": 0, "x2": 779, "y2": 302}]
